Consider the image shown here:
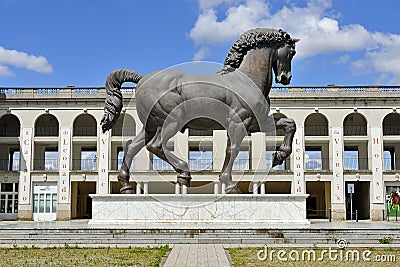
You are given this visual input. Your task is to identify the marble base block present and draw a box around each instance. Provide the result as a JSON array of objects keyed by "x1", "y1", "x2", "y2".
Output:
[{"x1": 89, "y1": 194, "x2": 309, "y2": 227}]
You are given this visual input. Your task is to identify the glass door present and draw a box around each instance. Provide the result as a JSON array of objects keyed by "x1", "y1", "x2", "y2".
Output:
[{"x1": 32, "y1": 183, "x2": 57, "y2": 221}]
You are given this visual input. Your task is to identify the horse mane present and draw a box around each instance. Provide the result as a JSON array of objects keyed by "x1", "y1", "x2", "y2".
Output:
[{"x1": 218, "y1": 28, "x2": 292, "y2": 74}]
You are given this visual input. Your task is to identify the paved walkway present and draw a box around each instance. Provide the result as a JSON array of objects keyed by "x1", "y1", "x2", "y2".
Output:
[{"x1": 163, "y1": 244, "x2": 231, "y2": 267}]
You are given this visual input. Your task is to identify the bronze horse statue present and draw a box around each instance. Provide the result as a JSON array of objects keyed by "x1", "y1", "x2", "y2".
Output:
[{"x1": 101, "y1": 28, "x2": 299, "y2": 194}]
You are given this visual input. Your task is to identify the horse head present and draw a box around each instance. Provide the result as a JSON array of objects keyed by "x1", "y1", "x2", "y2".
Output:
[{"x1": 273, "y1": 34, "x2": 299, "y2": 85}]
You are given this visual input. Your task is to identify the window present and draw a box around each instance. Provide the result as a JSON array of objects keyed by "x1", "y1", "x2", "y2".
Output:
[
  {"x1": 10, "y1": 151, "x2": 20, "y2": 171},
  {"x1": 81, "y1": 148, "x2": 97, "y2": 170},
  {"x1": 0, "y1": 182, "x2": 18, "y2": 214},
  {"x1": 152, "y1": 154, "x2": 174, "y2": 170},
  {"x1": 0, "y1": 150, "x2": 19, "y2": 171},
  {"x1": 384, "y1": 147, "x2": 395, "y2": 170},
  {"x1": 117, "y1": 148, "x2": 124, "y2": 170},
  {"x1": 233, "y1": 150, "x2": 250, "y2": 170},
  {"x1": 305, "y1": 147, "x2": 322, "y2": 170},
  {"x1": 44, "y1": 149, "x2": 58, "y2": 171},
  {"x1": 344, "y1": 147, "x2": 359, "y2": 170},
  {"x1": 189, "y1": 150, "x2": 213, "y2": 170}
]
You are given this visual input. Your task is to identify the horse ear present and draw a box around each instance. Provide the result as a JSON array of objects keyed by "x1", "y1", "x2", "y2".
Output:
[{"x1": 292, "y1": 38, "x2": 300, "y2": 43}]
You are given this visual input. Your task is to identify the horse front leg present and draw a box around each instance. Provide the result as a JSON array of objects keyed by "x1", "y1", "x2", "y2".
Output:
[
  {"x1": 272, "y1": 117, "x2": 296, "y2": 167},
  {"x1": 119, "y1": 129, "x2": 145, "y2": 193},
  {"x1": 219, "y1": 123, "x2": 246, "y2": 194}
]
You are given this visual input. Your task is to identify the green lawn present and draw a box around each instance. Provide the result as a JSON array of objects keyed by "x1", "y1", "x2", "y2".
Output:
[
  {"x1": 228, "y1": 247, "x2": 400, "y2": 267},
  {"x1": 0, "y1": 245, "x2": 170, "y2": 267}
]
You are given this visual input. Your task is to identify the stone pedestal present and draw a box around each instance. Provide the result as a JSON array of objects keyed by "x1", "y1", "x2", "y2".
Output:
[{"x1": 89, "y1": 194, "x2": 309, "y2": 227}]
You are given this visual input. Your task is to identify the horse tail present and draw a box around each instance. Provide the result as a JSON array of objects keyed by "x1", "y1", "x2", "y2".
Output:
[{"x1": 101, "y1": 69, "x2": 144, "y2": 133}]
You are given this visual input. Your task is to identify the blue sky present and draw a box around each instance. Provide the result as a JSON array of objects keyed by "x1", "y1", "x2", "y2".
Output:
[{"x1": 0, "y1": 0, "x2": 399, "y2": 87}]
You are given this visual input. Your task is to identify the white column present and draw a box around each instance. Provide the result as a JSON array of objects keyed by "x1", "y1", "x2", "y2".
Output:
[
  {"x1": 213, "y1": 130, "x2": 227, "y2": 171},
  {"x1": 252, "y1": 182, "x2": 259, "y2": 195},
  {"x1": 332, "y1": 127, "x2": 345, "y2": 220},
  {"x1": 174, "y1": 131, "x2": 188, "y2": 161},
  {"x1": 136, "y1": 182, "x2": 142, "y2": 195},
  {"x1": 251, "y1": 132, "x2": 266, "y2": 170},
  {"x1": 371, "y1": 127, "x2": 385, "y2": 220},
  {"x1": 175, "y1": 183, "x2": 180, "y2": 195},
  {"x1": 143, "y1": 182, "x2": 149, "y2": 194},
  {"x1": 214, "y1": 181, "x2": 219, "y2": 195},
  {"x1": 221, "y1": 183, "x2": 226, "y2": 194},
  {"x1": 19, "y1": 128, "x2": 33, "y2": 205},
  {"x1": 98, "y1": 129, "x2": 110, "y2": 194},
  {"x1": 293, "y1": 127, "x2": 305, "y2": 194},
  {"x1": 59, "y1": 128, "x2": 71, "y2": 203},
  {"x1": 260, "y1": 183, "x2": 266, "y2": 194},
  {"x1": 182, "y1": 185, "x2": 187, "y2": 195}
]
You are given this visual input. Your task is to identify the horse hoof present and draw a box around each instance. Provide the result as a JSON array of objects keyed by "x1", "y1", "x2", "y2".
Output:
[
  {"x1": 226, "y1": 185, "x2": 241, "y2": 194},
  {"x1": 120, "y1": 185, "x2": 135, "y2": 194},
  {"x1": 177, "y1": 177, "x2": 191, "y2": 187}
]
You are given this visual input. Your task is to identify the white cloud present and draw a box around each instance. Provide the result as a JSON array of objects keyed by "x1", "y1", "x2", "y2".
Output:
[
  {"x1": 352, "y1": 33, "x2": 400, "y2": 84},
  {"x1": 334, "y1": 54, "x2": 350, "y2": 65},
  {"x1": 190, "y1": 0, "x2": 270, "y2": 45},
  {"x1": 189, "y1": 0, "x2": 400, "y2": 84},
  {"x1": 193, "y1": 47, "x2": 210, "y2": 61},
  {"x1": 0, "y1": 46, "x2": 53, "y2": 77},
  {"x1": 0, "y1": 65, "x2": 13, "y2": 76}
]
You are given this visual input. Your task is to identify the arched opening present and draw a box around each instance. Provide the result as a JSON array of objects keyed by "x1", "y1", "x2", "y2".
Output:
[
  {"x1": 383, "y1": 113, "x2": 400, "y2": 135},
  {"x1": 0, "y1": 114, "x2": 20, "y2": 172},
  {"x1": 383, "y1": 113, "x2": 400, "y2": 171},
  {"x1": 343, "y1": 113, "x2": 367, "y2": 136},
  {"x1": 73, "y1": 114, "x2": 97, "y2": 136},
  {"x1": 304, "y1": 113, "x2": 328, "y2": 136},
  {"x1": 112, "y1": 114, "x2": 136, "y2": 136},
  {"x1": 0, "y1": 114, "x2": 20, "y2": 137},
  {"x1": 35, "y1": 114, "x2": 59, "y2": 136}
]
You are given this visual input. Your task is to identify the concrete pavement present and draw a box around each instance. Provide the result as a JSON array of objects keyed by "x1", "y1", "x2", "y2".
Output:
[{"x1": 163, "y1": 244, "x2": 231, "y2": 267}]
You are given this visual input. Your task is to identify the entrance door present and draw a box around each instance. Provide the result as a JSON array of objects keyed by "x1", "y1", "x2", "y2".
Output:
[
  {"x1": 345, "y1": 181, "x2": 370, "y2": 220},
  {"x1": 71, "y1": 182, "x2": 96, "y2": 219},
  {"x1": 32, "y1": 182, "x2": 57, "y2": 221},
  {"x1": 306, "y1": 181, "x2": 331, "y2": 219}
]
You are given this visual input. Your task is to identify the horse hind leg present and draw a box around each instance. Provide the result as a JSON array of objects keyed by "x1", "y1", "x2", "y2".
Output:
[
  {"x1": 146, "y1": 125, "x2": 191, "y2": 186},
  {"x1": 119, "y1": 128, "x2": 146, "y2": 194},
  {"x1": 272, "y1": 117, "x2": 296, "y2": 167}
]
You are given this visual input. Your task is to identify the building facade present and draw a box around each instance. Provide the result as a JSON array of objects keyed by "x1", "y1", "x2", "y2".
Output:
[{"x1": 1, "y1": 86, "x2": 400, "y2": 221}]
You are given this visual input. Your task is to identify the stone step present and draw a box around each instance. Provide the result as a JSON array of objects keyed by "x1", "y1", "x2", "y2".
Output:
[
  {"x1": 0, "y1": 228, "x2": 399, "y2": 233},
  {"x1": 0, "y1": 231, "x2": 400, "y2": 239},
  {"x1": 0, "y1": 237, "x2": 395, "y2": 245},
  {"x1": 0, "y1": 232, "x2": 398, "y2": 239},
  {"x1": 0, "y1": 227, "x2": 398, "y2": 245}
]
